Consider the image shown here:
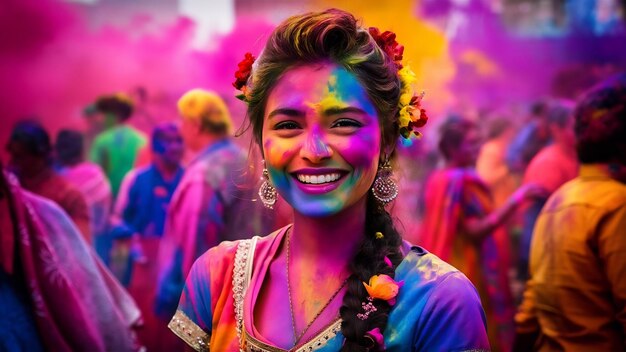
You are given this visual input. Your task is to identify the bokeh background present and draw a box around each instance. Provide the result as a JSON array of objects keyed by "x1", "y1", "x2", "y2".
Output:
[{"x1": 1, "y1": 0, "x2": 625, "y2": 155}]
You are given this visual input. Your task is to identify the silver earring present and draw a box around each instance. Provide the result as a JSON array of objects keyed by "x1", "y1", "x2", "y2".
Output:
[
  {"x1": 371, "y1": 159, "x2": 398, "y2": 205},
  {"x1": 259, "y1": 167, "x2": 277, "y2": 209}
]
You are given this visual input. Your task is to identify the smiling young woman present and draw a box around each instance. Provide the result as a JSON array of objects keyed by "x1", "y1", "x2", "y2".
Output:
[{"x1": 169, "y1": 8, "x2": 490, "y2": 352}]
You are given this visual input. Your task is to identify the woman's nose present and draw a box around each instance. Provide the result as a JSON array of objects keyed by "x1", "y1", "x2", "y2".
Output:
[{"x1": 300, "y1": 126, "x2": 333, "y2": 163}]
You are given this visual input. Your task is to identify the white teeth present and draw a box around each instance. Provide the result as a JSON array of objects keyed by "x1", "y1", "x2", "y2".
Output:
[{"x1": 296, "y1": 173, "x2": 341, "y2": 184}]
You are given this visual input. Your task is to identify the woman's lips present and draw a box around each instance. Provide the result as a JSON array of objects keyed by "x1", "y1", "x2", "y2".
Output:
[{"x1": 290, "y1": 169, "x2": 348, "y2": 194}]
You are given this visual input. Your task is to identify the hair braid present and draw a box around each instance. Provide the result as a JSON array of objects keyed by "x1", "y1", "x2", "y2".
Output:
[{"x1": 340, "y1": 193, "x2": 403, "y2": 351}]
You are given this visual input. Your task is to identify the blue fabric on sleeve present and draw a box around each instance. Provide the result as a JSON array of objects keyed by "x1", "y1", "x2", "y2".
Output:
[
  {"x1": 176, "y1": 252, "x2": 213, "y2": 332},
  {"x1": 414, "y1": 273, "x2": 490, "y2": 351}
]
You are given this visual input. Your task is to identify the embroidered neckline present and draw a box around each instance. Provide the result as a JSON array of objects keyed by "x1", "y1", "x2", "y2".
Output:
[
  {"x1": 245, "y1": 319, "x2": 342, "y2": 352},
  {"x1": 234, "y1": 226, "x2": 343, "y2": 352}
]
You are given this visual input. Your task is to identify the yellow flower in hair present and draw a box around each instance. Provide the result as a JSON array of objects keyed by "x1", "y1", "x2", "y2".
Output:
[
  {"x1": 398, "y1": 65, "x2": 417, "y2": 106},
  {"x1": 363, "y1": 274, "x2": 403, "y2": 302},
  {"x1": 398, "y1": 105, "x2": 411, "y2": 127}
]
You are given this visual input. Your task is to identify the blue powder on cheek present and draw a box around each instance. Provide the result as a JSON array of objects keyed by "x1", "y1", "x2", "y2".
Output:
[{"x1": 267, "y1": 166, "x2": 289, "y2": 189}]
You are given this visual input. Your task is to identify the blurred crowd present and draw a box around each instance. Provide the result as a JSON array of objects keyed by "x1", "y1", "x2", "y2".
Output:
[{"x1": 1, "y1": 71, "x2": 625, "y2": 351}]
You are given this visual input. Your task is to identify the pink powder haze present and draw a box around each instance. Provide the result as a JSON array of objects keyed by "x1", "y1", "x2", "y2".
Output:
[
  {"x1": 0, "y1": 0, "x2": 274, "y2": 155},
  {"x1": 2, "y1": 0, "x2": 625, "y2": 157}
]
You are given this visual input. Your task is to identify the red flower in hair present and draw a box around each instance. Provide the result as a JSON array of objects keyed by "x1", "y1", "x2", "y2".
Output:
[
  {"x1": 233, "y1": 52, "x2": 255, "y2": 92},
  {"x1": 368, "y1": 27, "x2": 404, "y2": 68}
]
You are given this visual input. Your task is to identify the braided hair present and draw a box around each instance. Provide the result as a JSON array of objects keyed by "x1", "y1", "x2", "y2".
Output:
[{"x1": 246, "y1": 9, "x2": 405, "y2": 350}]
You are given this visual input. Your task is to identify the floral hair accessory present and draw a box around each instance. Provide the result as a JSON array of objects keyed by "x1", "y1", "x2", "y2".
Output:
[
  {"x1": 357, "y1": 297, "x2": 377, "y2": 320},
  {"x1": 233, "y1": 52, "x2": 255, "y2": 102},
  {"x1": 365, "y1": 328, "x2": 385, "y2": 350},
  {"x1": 368, "y1": 27, "x2": 404, "y2": 69},
  {"x1": 375, "y1": 231, "x2": 384, "y2": 240},
  {"x1": 398, "y1": 68, "x2": 429, "y2": 142},
  {"x1": 363, "y1": 274, "x2": 404, "y2": 306},
  {"x1": 369, "y1": 28, "x2": 429, "y2": 144},
  {"x1": 384, "y1": 256, "x2": 393, "y2": 268}
]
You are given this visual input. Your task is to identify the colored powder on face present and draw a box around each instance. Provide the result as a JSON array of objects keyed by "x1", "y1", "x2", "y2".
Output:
[{"x1": 261, "y1": 64, "x2": 381, "y2": 217}]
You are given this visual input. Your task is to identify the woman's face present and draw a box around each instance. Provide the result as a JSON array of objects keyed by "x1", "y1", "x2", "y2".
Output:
[{"x1": 261, "y1": 63, "x2": 382, "y2": 217}]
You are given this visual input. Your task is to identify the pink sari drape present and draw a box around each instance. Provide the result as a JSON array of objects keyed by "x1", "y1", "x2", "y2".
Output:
[
  {"x1": 419, "y1": 169, "x2": 514, "y2": 351},
  {"x1": 0, "y1": 171, "x2": 141, "y2": 351}
]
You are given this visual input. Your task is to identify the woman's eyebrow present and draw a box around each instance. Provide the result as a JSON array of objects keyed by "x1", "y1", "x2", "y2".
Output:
[{"x1": 267, "y1": 108, "x2": 304, "y2": 119}]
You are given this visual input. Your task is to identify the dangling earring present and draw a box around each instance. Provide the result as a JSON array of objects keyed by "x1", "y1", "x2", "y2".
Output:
[
  {"x1": 371, "y1": 158, "x2": 398, "y2": 206},
  {"x1": 259, "y1": 164, "x2": 277, "y2": 209}
]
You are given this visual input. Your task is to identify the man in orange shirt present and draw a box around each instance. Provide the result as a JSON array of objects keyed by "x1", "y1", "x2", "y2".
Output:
[{"x1": 515, "y1": 73, "x2": 626, "y2": 351}]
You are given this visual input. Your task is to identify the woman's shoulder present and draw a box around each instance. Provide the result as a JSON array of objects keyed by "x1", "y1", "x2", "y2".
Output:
[
  {"x1": 397, "y1": 245, "x2": 479, "y2": 298},
  {"x1": 390, "y1": 246, "x2": 489, "y2": 350}
]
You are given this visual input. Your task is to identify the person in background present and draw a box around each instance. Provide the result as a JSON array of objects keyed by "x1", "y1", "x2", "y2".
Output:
[
  {"x1": 419, "y1": 116, "x2": 546, "y2": 351},
  {"x1": 476, "y1": 117, "x2": 518, "y2": 208},
  {"x1": 517, "y1": 101, "x2": 578, "y2": 283},
  {"x1": 55, "y1": 129, "x2": 112, "y2": 261},
  {"x1": 6, "y1": 120, "x2": 91, "y2": 241},
  {"x1": 155, "y1": 89, "x2": 267, "y2": 320},
  {"x1": 515, "y1": 73, "x2": 626, "y2": 351},
  {"x1": 89, "y1": 94, "x2": 147, "y2": 198},
  {"x1": 110, "y1": 122, "x2": 184, "y2": 351},
  {"x1": 0, "y1": 165, "x2": 141, "y2": 352},
  {"x1": 505, "y1": 101, "x2": 552, "y2": 175}
]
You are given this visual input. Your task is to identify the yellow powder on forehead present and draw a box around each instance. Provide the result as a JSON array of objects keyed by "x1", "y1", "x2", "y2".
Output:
[{"x1": 309, "y1": 77, "x2": 347, "y2": 112}]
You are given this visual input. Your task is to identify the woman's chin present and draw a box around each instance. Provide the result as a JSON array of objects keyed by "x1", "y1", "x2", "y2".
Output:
[{"x1": 290, "y1": 198, "x2": 344, "y2": 218}]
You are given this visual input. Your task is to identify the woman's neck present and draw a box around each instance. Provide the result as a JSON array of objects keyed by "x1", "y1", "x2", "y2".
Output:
[{"x1": 289, "y1": 197, "x2": 366, "y2": 273}]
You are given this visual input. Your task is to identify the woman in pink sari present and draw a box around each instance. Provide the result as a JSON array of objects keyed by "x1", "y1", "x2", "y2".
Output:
[
  {"x1": 419, "y1": 117, "x2": 545, "y2": 351},
  {"x1": 0, "y1": 166, "x2": 141, "y2": 351}
]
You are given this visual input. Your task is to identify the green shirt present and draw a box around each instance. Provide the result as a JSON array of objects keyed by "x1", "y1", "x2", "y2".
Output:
[{"x1": 89, "y1": 124, "x2": 147, "y2": 197}]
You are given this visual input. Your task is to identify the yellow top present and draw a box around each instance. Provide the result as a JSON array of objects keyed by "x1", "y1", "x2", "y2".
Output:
[{"x1": 516, "y1": 164, "x2": 626, "y2": 351}]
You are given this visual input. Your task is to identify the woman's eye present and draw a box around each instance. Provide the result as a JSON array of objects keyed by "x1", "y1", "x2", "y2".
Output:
[
  {"x1": 331, "y1": 118, "x2": 362, "y2": 128},
  {"x1": 274, "y1": 121, "x2": 301, "y2": 130}
]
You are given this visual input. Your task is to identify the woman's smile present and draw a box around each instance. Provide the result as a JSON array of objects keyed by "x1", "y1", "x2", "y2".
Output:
[{"x1": 290, "y1": 168, "x2": 350, "y2": 194}]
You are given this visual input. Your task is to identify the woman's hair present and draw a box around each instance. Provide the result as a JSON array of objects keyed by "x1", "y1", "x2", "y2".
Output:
[
  {"x1": 245, "y1": 9, "x2": 404, "y2": 350},
  {"x1": 438, "y1": 116, "x2": 477, "y2": 161}
]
